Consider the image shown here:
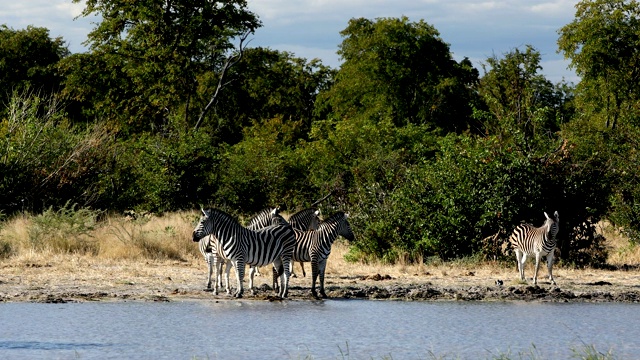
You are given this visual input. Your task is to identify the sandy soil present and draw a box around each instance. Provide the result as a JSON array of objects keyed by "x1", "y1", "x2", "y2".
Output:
[{"x1": 2, "y1": 255, "x2": 640, "y2": 303}]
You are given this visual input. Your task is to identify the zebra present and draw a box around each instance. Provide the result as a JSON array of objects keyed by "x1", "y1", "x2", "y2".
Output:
[
  {"x1": 274, "y1": 211, "x2": 355, "y2": 299},
  {"x1": 197, "y1": 234, "x2": 231, "y2": 294},
  {"x1": 194, "y1": 208, "x2": 281, "y2": 295},
  {"x1": 192, "y1": 208, "x2": 296, "y2": 298},
  {"x1": 284, "y1": 208, "x2": 321, "y2": 278},
  {"x1": 245, "y1": 207, "x2": 320, "y2": 278},
  {"x1": 509, "y1": 211, "x2": 560, "y2": 285}
]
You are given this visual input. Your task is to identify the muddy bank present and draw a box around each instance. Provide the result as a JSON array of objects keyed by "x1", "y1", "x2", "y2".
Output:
[{"x1": 2, "y1": 256, "x2": 640, "y2": 303}]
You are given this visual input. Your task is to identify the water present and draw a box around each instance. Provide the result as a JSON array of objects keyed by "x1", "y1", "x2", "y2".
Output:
[{"x1": 1, "y1": 300, "x2": 639, "y2": 359}]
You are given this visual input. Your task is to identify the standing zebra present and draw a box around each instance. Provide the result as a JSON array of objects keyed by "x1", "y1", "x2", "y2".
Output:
[
  {"x1": 285, "y1": 208, "x2": 320, "y2": 277},
  {"x1": 196, "y1": 208, "x2": 286, "y2": 296},
  {"x1": 245, "y1": 207, "x2": 320, "y2": 277},
  {"x1": 274, "y1": 211, "x2": 355, "y2": 299},
  {"x1": 192, "y1": 208, "x2": 296, "y2": 298},
  {"x1": 509, "y1": 211, "x2": 560, "y2": 285}
]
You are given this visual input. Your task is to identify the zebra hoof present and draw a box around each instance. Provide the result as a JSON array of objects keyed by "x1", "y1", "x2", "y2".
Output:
[
  {"x1": 234, "y1": 292, "x2": 243, "y2": 298},
  {"x1": 320, "y1": 292, "x2": 328, "y2": 299}
]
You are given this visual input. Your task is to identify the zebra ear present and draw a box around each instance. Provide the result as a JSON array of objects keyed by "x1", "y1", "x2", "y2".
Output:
[
  {"x1": 544, "y1": 212, "x2": 550, "y2": 219},
  {"x1": 554, "y1": 211, "x2": 559, "y2": 219},
  {"x1": 201, "y1": 208, "x2": 206, "y2": 216},
  {"x1": 271, "y1": 207, "x2": 278, "y2": 215},
  {"x1": 344, "y1": 212, "x2": 350, "y2": 218}
]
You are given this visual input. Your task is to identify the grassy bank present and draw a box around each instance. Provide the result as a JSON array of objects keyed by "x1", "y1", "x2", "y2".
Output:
[{"x1": 1, "y1": 207, "x2": 639, "y2": 274}]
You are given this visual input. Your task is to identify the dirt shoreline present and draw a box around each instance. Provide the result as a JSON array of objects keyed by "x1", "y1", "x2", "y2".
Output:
[{"x1": 2, "y1": 257, "x2": 640, "y2": 303}]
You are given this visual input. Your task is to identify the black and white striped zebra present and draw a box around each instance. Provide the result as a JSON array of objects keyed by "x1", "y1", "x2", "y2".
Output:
[
  {"x1": 192, "y1": 208, "x2": 296, "y2": 298},
  {"x1": 509, "y1": 211, "x2": 559, "y2": 285},
  {"x1": 285, "y1": 208, "x2": 320, "y2": 277},
  {"x1": 275, "y1": 211, "x2": 355, "y2": 299},
  {"x1": 245, "y1": 207, "x2": 320, "y2": 277},
  {"x1": 196, "y1": 208, "x2": 286, "y2": 296}
]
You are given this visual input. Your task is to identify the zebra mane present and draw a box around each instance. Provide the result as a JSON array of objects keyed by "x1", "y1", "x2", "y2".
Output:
[
  {"x1": 246, "y1": 207, "x2": 278, "y2": 225},
  {"x1": 319, "y1": 211, "x2": 346, "y2": 227},
  {"x1": 288, "y1": 208, "x2": 320, "y2": 230},
  {"x1": 204, "y1": 208, "x2": 242, "y2": 227}
]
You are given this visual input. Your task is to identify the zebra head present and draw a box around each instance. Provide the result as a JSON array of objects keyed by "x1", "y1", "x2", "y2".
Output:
[
  {"x1": 192, "y1": 208, "x2": 213, "y2": 242},
  {"x1": 335, "y1": 212, "x2": 355, "y2": 242},
  {"x1": 544, "y1": 211, "x2": 560, "y2": 239},
  {"x1": 269, "y1": 207, "x2": 290, "y2": 227}
]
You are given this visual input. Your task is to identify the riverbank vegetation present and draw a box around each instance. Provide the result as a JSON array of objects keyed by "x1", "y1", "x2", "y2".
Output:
[
  {"x1": 1, "y1": 0, "x2": 639, "y2": 266},
  {"x1": 0, "y1": 208, "x2": 638, "y2": 275}
]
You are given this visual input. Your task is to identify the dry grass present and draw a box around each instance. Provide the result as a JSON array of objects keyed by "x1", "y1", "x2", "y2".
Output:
[
  {"x1": 597, "y1": 220, "x2": 640, "y2": 266},
  {"x1": 1, "y1": 210, "x2": 639, "y2": 283}
]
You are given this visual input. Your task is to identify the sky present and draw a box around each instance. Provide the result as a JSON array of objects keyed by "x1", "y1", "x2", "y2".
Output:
[{"x1": 0, "y1": 0, "x2": 580, "y2": 83}]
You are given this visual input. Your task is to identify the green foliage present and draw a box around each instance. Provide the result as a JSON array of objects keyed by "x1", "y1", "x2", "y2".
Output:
[
  {"x1": 478, "y1": 45, "x2": 574, "y2": 150},
  {"x1": 558, "y1": 0, "x2": 640, "y2": 129},
  {"x1": 215, "y1": 116, "x2": 318, "y2": 212},
  {"x1": 27, "y1": 202, "x2": 101, "y2": 254},
  {"x1": 66, "y1": 0, "x2": 261, "y2": 131},
  {"x1": 207, "y1": 48, "x2": 335, "y2": 144},
  {"x1": 102, "y1": 121, "x2": 220, "y2": 213},
  {"x1": 0, "y1": 89, "x2": 81, "y2": 213},
  {"x1": 0, "y1": 24, "x2": 69, "y2": 112},
  {"x1": 318, "y1": 16, "x2": 479, "y2": 132}
]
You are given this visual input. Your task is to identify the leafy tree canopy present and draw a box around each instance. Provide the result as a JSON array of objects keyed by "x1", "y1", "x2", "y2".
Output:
[
  {"x1": 316, "y1": 16, "x2": 479, "y2": 132},
  {"x1": 558, "y1": 0, "x2": 640, "y2": 129},
  {"x1": 0, "y1": 25, "x2": 69, "y2": 107},
  {"x1": 64, "y1": 0, "x2": 261, "y2": 132}
]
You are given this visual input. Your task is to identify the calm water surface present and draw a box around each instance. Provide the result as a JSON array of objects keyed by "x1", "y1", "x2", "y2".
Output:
[{"x1": 0, "y1": 300, "x2": 639, "y2": 359}]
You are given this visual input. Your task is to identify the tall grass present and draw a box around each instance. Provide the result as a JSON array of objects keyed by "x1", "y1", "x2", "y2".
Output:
[
  {"x1": 0, "y1": 206, "x2": 200, "y2": 261},
  {"x1": 1, "y1": 206, "x2": 638, "y2": 270}
]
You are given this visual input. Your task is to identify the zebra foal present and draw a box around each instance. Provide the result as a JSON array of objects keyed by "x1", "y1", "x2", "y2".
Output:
[{"x1": 509, "y1": 211, "x2": 559, "y2": 285}]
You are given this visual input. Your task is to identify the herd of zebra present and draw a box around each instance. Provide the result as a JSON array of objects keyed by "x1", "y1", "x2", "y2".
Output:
[
  {"x1": 191, "y1": 207, "x2": 559, "y2": 299},
  {"x1": 192, "y1": 207, "x2": 354, "y2": 299}
]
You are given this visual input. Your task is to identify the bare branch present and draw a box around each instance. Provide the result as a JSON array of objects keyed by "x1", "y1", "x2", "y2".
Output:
[
  {"x1": 194, "y1": 31, "x2": 252, "y2": 131},
  {"x1": 311, "y1": 191, "x2": 333, "y2": 207}
]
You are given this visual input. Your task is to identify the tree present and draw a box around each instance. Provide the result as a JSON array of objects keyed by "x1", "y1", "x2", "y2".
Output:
[
  {"x1": 63, "y1": 0, "x2": 261, "y2": 132},
  {"x1": 477, "y1": 46, "x2": 574, "y2": 153},
  {"x1": 209, "y1": 47, "x2": 335, "y2": 144},
  {"x1": 0, "y1": 25, "x2": 69, "y2": 109},
  {"x1": 316, "y1": 16, "x2": 479, "y2": 132},
  {"x1": 558, "y1": 0, "x2": 640, "y2": 129}
]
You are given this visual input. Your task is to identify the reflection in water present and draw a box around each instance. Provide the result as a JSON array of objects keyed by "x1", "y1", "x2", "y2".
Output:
[{"x1": 0, "y1": 300, "x2": 639, "y2": 359}]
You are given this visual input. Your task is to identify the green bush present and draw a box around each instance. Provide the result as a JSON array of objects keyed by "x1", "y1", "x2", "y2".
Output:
[{"x1": 27, "y1": 202, "x2": 101, "y2": 254}]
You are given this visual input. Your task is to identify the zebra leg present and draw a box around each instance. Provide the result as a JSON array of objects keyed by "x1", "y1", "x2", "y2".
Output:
[
  {"x1": 271, "y1": 263, "x2": 284, "y2": 293},
  {"x1": 205, "y1": 254, "x2": 213, "y2": 290},
  {"x1": 546, "y1": 252, "x2": 556, "y2": 285},
  {"x1": 300, "y1": 262, "x2": 306, "y2": 278},
  {"x1": 515, "y1": 249, "x2": 526, "y2": 282},
  {"x1": 533, "y1": 252, "x2": 542, "y2": 285},
  {"x1": 212, "y1": 256, "x2": 220, "y2": 295},
  {"x1": 278, "y1": 257, "x2": 292, "y2": 298},
  {"x1": 232, "y1": 259, "x2": 245, "y2": 298},
  {"x1": 224, "y1": 260, "x2": 232, "y2": 295},
  {"x1": 249, "y1": 264, "x2": 258, "y2": 295},
  {"x1": 318, "y1": 258, "x2": 328, "y2": 298},
  {"x1": 310, "y1": 256, "x2": 320, "y2": 299}
]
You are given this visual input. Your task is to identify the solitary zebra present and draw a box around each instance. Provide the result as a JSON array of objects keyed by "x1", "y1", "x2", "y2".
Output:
[
  {"x1": 274, "y1": 211, "x2": 355, "y2": 298},
  {"x1": 509, "y1": 211, "x2": 560, "y2": 285},
  {"x1": 192, "y1": 208, "x2": 296, "y2": 298}
]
